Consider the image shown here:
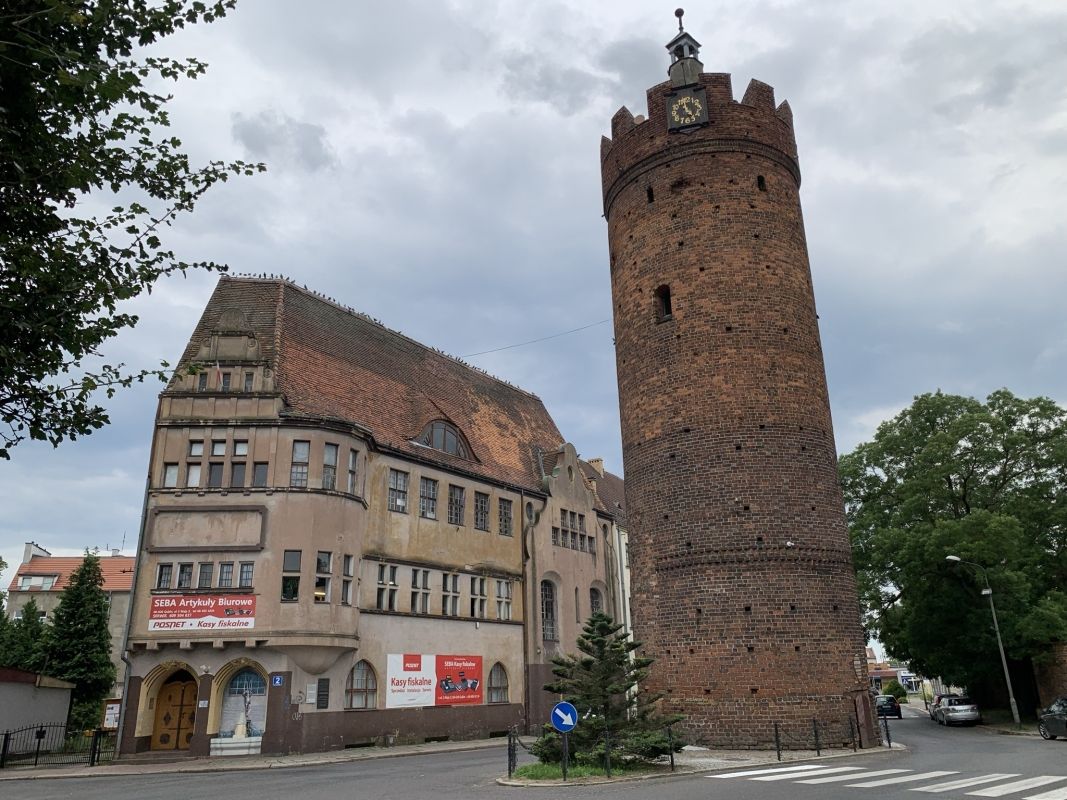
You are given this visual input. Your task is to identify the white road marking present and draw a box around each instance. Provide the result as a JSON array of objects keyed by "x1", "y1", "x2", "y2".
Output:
[
  {"x1": 710, "y1": 764, "x2": 826, "y2": 778},
  {"x1": 848, "y1": 771, "x2": 958, "y2": 787},
  {"x1": 968, "y1": 777, "x2": 1067, "y2": 797},
  {"x1": 798, "y1": 769, "x2": 912, "y2": 784},
  {"x1": 1023, "y1": 787, "x2": 1067, "y2": 800},
  {"x1": 913, "y1": 775, "x2": 1023, "y2": 793},
  {"x1": 752, "y1": 766, "x2": 864, "y2": 782}
]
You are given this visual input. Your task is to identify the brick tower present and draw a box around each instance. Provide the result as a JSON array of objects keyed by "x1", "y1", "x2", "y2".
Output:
[{"x1": 601, "y1": 12, "x2": 874, "y2": 747}]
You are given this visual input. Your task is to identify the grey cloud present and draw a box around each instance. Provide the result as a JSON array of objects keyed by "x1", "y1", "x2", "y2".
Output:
[{"x1": 232, "y1": 110, "x2": 336, "y2": 171}]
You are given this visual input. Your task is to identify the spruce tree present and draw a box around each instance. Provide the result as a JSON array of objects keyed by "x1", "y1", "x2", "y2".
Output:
[
  {"x1": 44, "y1": 551, "x2": 115, "y2": 729},
  {"x1": 534, "y1": 612, "x2": 682, "y2": 765},
  {"x1": 1, "y1": 596, "x2": 47, "y2": 671}
]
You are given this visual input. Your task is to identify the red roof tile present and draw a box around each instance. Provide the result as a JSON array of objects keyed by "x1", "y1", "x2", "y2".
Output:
[
  {"x1": 8, "y1": 556, "x2": 135, "y2": 593},
  {"x1": 580, "y1": 461, "x2": 627, "y2": 524},
  {"x1": 178, "y1": 278, "x2": 565, "y2": 491}
]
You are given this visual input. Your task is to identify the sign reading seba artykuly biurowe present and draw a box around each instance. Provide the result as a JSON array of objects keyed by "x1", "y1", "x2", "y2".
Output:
[
  {"x1": 148, "y1": 595, "x2": 256, "y2": 631},
  {"x1": 386, "y1": 653, "x2": 483, "y2": 708}
]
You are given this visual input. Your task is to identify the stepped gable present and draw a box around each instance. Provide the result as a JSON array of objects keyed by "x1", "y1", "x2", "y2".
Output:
[{"x1": 181, "y1": 277, "x2": 564, "y2": 492}]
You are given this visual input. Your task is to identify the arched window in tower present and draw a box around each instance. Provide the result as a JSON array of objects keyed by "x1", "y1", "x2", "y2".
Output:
[
  {"x1": 540, "y1": 580, "x2": 558, "y2": 641},
  {"x1": 655, "y1": 285, "x2": 673, "y2": 321},
  {"x1": 487, "y1": 662, "x2": 509, "y2": 704},
  {"x1": 345, "y1": 660, "x2": 378, "y2": 709},
  {"x1": 590, "y1": 587, "x2": 603, "y2": 615},
  {"x1": 757, "y1": 175, "x2": 767, "y2": 192},
  {"x1": 416, "y1": 420, "x2": 471, "y2": 459}
]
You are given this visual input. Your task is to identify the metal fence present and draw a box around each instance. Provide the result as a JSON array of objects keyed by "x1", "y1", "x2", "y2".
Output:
[{"x1": 0, "y1": 724, "x2": 116, "y2": 770}]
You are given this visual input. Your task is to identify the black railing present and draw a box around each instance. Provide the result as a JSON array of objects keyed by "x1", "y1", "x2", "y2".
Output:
[{"x1": 0, "y1": 725, "x2": 115, "y2": 770}]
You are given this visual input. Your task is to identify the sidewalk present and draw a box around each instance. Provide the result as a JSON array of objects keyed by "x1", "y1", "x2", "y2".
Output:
[
  {"x1": 0, "y1": 737, "x2": 509, "y2": 782},
  {"x1": 0, "y1": 735, "x2": 903, "y2": 783}
]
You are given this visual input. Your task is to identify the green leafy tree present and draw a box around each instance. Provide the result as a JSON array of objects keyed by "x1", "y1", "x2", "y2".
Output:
[
  {"x1": 43, "y1": 552, "x2": 116, "y2": 729},
  {"x1": 1, "y1": 596, "x2": 48, "y2": 672},
  {"x1": 840, "y1": 390, "x2": 1067, "y2": 698},
  {"x1": 531, "y1": 612, "x2": 682, "y2": 765},
  {"x1": 0, "y1": 0, "x2": 264, "y2": 459}
]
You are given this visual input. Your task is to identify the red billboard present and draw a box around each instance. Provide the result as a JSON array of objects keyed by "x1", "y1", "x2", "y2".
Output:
[{"x1": 148, "y1": 594, "x2": 256, "y2": 631}]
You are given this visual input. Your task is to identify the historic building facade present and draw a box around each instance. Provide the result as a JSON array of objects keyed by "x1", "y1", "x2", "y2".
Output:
[
  {"x1": 120, "y1": 276, "x2": 622, "y2": 756},
  {"x1": 601, "y1": 17, "x2": 875, "y2": 746}
]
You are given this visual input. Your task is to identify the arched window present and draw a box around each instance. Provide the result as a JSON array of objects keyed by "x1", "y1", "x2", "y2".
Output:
[
  {"x1": 590, "y1": 587, "x2": 603, "y2": 616},
  {"x1": 346, "y1": 660, "x2": 378, "y2": 709},
  {"x1": 540, "y1": 580, "x2": 558, "y2": 641},
  {"x1": 226, "y1": 667, "x2": 266, "y2": 695},
  {"x1": 488, "y1": 663, "x2": 509, "y2": 704},
  {"x1": 416, "y1": 420, "x2": 471, "y2": 459}
]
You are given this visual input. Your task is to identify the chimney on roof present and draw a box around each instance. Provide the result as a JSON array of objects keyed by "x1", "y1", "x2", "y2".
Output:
[
  {"x1": 111, "y1": 548, "x2": 121, "y2": 558},
  {"x1": 588, "y1": 458, "x2": 605, "y2": 476},
  {"x1": 23, "y1": 542, "x2": 51, "y2": 563}
]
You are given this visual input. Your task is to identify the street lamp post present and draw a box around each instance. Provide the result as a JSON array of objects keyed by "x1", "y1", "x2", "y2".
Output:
[{"x1": 945, "y1": 555, "x2": 1021, "y2": 727}]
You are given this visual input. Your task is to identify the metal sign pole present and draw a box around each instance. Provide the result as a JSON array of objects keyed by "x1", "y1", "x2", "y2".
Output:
[{"x1": 562, "y1": 731, "x2": 569, "y2": 781}]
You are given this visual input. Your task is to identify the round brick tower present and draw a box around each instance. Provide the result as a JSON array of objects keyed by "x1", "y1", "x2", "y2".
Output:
[{"x1": 601, "y1": 15, "x2": 874, "y2": 747}]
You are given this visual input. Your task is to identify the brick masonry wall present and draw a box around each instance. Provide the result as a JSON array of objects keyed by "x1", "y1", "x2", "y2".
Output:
[
  {"x1": 602, "y1": 71, "x2": 872, "y2": 747},
  {"x1": 1034, "y1": 643, "x2": 1067, "y2": 708}
]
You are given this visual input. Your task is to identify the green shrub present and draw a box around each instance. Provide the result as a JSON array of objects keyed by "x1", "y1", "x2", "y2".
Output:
[{"x1": 883, "y1": 679, "x2": 908, "y2": 701}]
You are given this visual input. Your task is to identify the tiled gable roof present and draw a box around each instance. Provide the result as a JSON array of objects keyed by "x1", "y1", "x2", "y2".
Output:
[
  {"x1": 579, "y1": 461, "x2": 627, "y2": 524},
  {"x1": 179, "y1": 277, "x2": 564, "y2": 491},
  {"x1": 8, "y1": 556, "x2": 134, "y2": 593}
]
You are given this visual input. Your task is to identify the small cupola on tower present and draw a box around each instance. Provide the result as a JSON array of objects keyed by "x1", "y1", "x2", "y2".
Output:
[{"x1": 666, "y1": 8, "x2": 703, "y2": 88}]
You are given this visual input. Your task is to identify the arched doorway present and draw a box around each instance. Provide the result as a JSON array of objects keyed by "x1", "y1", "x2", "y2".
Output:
[{"x1": 152, "y1": 669, "x2": 198, "y2": 750}]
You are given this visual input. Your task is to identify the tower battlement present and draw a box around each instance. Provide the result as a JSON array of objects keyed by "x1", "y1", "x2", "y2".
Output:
[{"x1": 601, "y1": 74, "x2": 798, "y2": 217}]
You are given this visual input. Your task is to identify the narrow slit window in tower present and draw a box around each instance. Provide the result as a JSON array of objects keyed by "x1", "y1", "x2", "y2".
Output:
[
  {"x1": 655, "y1": 285, "x2": 672, "y2": 320},
  {"x1": 647, "y1": 186, "x2": 655, "y2": 203},
  {"x1": 757, "y1": 175, "x2": 767, "y2": 192}
]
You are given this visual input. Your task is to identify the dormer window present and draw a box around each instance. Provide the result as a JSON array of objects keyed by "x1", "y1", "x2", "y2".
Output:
[{"x1": 417, "y1": 420, "x2": 471, "y2": 459}]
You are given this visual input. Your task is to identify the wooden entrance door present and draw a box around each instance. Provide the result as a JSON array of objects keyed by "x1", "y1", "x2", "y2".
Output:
[{"x1": 152, "y1": 673, "x2": 198, "y2": 750}]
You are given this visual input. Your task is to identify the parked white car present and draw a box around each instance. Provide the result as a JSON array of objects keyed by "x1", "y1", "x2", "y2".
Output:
[{"x1": 933, "y1": 696, "x2": 982, "y2": 726}]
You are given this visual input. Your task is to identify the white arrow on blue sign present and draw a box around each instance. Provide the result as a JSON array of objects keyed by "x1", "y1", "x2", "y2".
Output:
[{"x1": 551, "y1": 701, "x2": 578, "y2": 733}]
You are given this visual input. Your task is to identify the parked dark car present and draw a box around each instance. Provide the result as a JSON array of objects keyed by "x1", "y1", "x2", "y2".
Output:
[
  {"x1": 929, "y1": 692, "x2": 959, "y2": 720},
  {"x1": 876, "y1": 694, "x2": 903, "y2": 719},
  {"x1": 1039, "y1": 697, "x2": 1067, "y2": 740}
]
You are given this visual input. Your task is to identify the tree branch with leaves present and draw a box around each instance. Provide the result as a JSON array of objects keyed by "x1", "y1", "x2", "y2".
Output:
[{"x1": 0, "y1": 0, "x2": 264, "y2": 458}]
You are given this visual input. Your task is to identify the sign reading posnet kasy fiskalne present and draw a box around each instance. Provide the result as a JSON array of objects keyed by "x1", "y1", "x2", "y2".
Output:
[
  {"x1": 386, "y1": 653, "x2": 483, "y2": 708},
  {"x1": 148, "y1": 595, "x2": 256, "y2": 631}
]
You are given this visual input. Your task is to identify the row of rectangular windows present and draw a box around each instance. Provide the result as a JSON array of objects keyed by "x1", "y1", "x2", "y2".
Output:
[
  {"x1": 281, "y1": 550, "x2": 354, "y2": 604},
  {"x1": 195, "y1": 370, "x2": 255, "y2": 392},
  {"x1": 156, "y1": 561, "x2": 254, "y2": 590},
  {"x1": 387, "y1": 469, "x2": 513, "y2": 535},
  {"x1": 375, "y1": 563, "x2": 513, "y2": 621},
  {"x1": 550, "y1": 507, "x2": 596, "y2": 554},
  {"x1": 161, "y1": 440, "x2": 358, "y2": 492}
]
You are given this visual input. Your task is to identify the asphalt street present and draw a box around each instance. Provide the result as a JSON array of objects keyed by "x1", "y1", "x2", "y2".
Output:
[{"x1": 10, "y1": 706, "x2": 1066, "y2": 800}]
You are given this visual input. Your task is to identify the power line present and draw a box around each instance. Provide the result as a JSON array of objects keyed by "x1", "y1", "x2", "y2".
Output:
[{"x1": 463, "y1": 319, "x2": 611, "y2": 358}]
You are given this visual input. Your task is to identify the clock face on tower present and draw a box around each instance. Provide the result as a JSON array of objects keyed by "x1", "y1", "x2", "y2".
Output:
[{"x1": 666, "y1": 87, "x2": 709, "y2": 131}]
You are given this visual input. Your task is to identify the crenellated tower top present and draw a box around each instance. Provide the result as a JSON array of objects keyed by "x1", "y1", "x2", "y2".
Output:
[{"x1": 600, "y1": 12, "x2": 798, "y2": 217}]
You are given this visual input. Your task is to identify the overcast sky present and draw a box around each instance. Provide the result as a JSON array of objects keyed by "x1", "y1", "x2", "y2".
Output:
[{"x1": 2, "y1": 0, "x2": 1066, "y2": 586}]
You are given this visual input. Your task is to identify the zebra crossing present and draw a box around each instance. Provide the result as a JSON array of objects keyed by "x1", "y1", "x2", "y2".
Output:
[{"x1": 709, "y1": 764, "x2": 1067, "y2": 798}]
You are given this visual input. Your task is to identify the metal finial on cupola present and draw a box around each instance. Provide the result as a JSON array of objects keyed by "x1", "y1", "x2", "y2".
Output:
[{"x1": 666, "y1": 8, "x2": 703, "y2": 88}]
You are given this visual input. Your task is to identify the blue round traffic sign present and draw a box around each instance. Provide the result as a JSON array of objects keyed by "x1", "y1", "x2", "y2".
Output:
[{"x1": 551, "y1": 701, "x2": 578, "y2": 733}]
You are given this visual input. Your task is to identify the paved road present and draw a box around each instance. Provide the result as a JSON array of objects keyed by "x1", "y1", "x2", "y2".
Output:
[{"x1": 11, "y1": 708, "x2": 1066, "y2": 800}]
